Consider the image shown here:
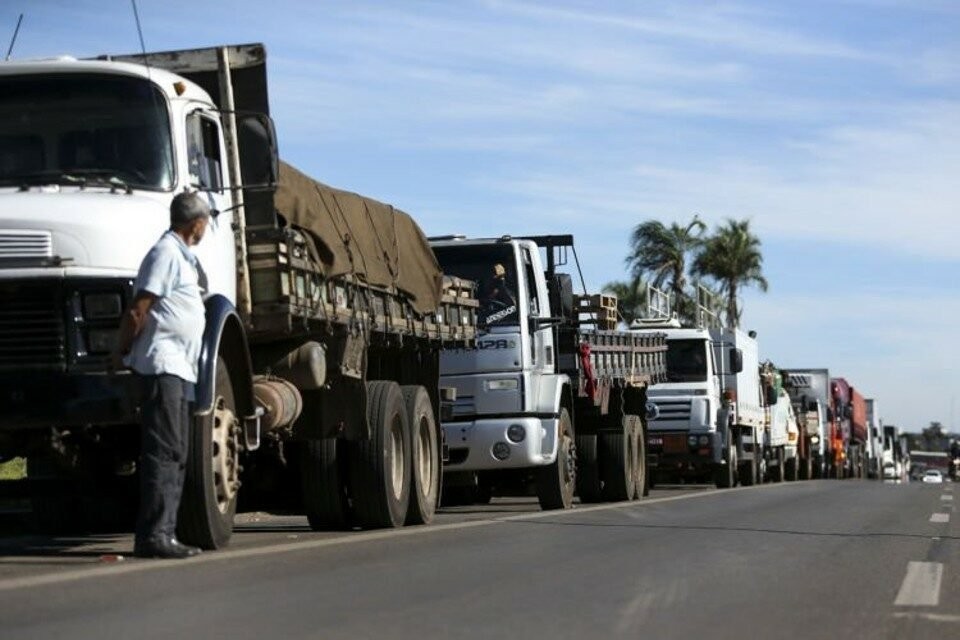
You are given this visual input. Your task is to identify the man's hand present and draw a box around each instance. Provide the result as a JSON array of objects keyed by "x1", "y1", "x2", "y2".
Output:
[{"x1": 112, "y1": 291, "x2": 158, "y2": 373}]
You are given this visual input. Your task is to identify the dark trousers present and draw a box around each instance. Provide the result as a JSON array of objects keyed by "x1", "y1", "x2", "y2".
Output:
[{"x1": 135, "y1": 374, "x2": 193, "y2": 543}]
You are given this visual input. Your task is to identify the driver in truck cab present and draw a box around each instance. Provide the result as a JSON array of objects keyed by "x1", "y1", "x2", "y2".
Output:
[{"x1": 480, "y1": 262, "x2": 517, "y2": 322}]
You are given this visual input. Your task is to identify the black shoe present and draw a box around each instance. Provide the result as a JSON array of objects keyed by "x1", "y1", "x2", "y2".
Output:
[
  {"x1": 169, "y1": 537, "x2": 202, "y2": 557},
  {"x1": 133, "y1": 536, "x2": 202, "y2": 559}
]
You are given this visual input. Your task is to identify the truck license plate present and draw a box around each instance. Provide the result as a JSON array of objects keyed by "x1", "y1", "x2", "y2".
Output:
[{"x1": 663, "y1": 435, "x2": 687, "y2": 454}]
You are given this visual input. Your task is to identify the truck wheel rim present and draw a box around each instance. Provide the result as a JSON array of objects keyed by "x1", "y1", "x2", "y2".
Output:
[
  {"x1": 415, "y1": 416, "x2": 434, "y2": 496},
  {"x1": 562, "y1": 435, "x2": 576, "y2": 485},
  {"x1": 390, "y1": 416, "x2": 405, "y2": 501},
  {"x1": 211, "y1": 395, "x2": 240, "y2": 513}
]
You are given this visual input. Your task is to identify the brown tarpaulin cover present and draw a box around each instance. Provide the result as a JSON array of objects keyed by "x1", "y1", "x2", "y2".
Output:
[
  {"x1": 274, "y1": 162, "x2": 443, "y2": 314},
  {"x1": 273, "y1": 161, "x2": 443, "y2": 315}
]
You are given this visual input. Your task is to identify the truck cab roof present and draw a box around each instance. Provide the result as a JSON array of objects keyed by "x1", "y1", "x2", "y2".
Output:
[{"x1": 0, "y1": 58, "x2": 212, "y2": 104}]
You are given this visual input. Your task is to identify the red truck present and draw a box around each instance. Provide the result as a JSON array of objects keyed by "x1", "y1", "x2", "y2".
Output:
[{"x1": 830, "y1": 378, "x2": 868, "y2": 479}]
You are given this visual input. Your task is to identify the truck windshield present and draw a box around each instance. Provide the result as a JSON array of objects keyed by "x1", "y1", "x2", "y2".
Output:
[
  {"x1": 0, "y1": 73, "x2": 174, "y2": 190},
  {"x1": 433, "y1": 244, "x2": 519, "y2": 327},
  {"x1": 666, "y1": 339, "x2": 708, "y2": 382}
]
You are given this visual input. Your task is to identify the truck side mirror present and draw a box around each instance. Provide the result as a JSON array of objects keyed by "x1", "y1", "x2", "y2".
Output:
[
  {"x1": 547, "y1": 273, "x2": 573, "y2": 321},
  {"x1": 765, "y1": 385, "x2": 778, "y2": 406},
  {"x1": 729, "y1": 348, "x2": 743, "y2": 373},
  {"x1": 238, "y1": 113, "x2": 279, "y2": 191}
]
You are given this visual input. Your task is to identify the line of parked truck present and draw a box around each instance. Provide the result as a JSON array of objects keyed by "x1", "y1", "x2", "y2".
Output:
[
  {"x1": 0, "y1": 42, "x2": 891, "y2": 550},
  {"x1": 633, "y1": 314, "x2": 895, "y2": 489}
]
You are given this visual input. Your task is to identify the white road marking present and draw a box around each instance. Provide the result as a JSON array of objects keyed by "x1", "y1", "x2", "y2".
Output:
[
  {"x1": 892, "y1": 612, "x2": 960, "y2": 623},
  {"x1": 894, "y1": 562, "x2": 943, "y2": 607},
  {"x1": 930, "y1": 513, "x2": 950, "y2": 523},
  {"x1": 0, "y1": 485, "x2": 753, "y2": 592},
  {"x1": 945, "y1": 486, "x2": 953, "y2": 492},
  {"x1": 940, "y1": 494, "x2": 953, "y2": 501}
]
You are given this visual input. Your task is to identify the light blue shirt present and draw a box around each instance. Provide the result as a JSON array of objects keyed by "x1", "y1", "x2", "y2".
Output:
[{"x1": 125, "y1": 230, "x2": 207, "y2": 383}]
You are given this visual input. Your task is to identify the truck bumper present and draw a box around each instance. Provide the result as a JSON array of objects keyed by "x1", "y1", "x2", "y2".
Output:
[
  {"x1": 0, "y1": 370, "x2": 139, "y2": 431},
  {"x1": 646, "y1": 431, "x2": 721, "y2": 475},
  {"x1": 443, "y1": 416, "x2": 558, "y2": 471}
]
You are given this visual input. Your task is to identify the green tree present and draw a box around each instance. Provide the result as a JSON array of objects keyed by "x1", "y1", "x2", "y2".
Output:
[
  {"x1": 625, "y1": 216, "x2": 706, "y2": 323},
  {"x1": 692, "y1": 218, "x2": 768, "y2": 328},
  {"x1": 922, "y1": 421, "x2": 948, "y2": 452},
  {"x1": 602, "y1": 277, "x2": 647, "y2": 325}
]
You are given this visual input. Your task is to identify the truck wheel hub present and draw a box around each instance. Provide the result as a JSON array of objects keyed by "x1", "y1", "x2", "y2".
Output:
[{"x1": 211, "y1": 395, "x2": 240, "y2": 511}]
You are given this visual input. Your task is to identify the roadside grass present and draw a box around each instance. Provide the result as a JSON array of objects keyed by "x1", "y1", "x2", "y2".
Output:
[{"x1": 0, "y1": 457, "x2": 26, "y2": 481}]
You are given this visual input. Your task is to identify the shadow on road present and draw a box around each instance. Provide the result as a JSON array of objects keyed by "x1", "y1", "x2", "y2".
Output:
[{"x1": 0, "y1": 534, "x2": 126, "y2": 559}]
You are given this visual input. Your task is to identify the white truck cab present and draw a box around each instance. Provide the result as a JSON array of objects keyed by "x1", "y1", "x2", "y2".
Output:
[
  {"x1": 0, "y1": 45, "x2": 278, "y2": 542},
  {"x1": 431, "y1": 236, "x2": 563, "y2": 472},
  {"x1": 638, "y1": 322, "x2": 764, "y2": 488},
  {"x1": 431, "y1": 234, "x2": 666, "y2": 509}
]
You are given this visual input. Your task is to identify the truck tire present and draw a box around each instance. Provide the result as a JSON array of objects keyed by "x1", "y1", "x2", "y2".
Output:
[
  {"x1": 738, "y1": 459, "x2": 757, "y2": 486},
  {"x1": 599, "y1": 425, "x2": 636, "y2": 502},
  {"x1": 349, "y1": 381, "x2": 411, "y2": 528},
  {"x1": 772, "y1": 448, "x2": 785, "y2": 483},
  {"x1": 179, "y1": 357, "x2": 239, "y2": 549},
  {"x1": 575, "y1": 433, "x2": 603, "y2": 503},
  {"x1": 536, "y1": 408, "x2": 575, "y2": 510},
  {"x1": 785, "y1": 456, "x2": 798, "y2": 481},
  {"x1": 301, "y1": 437, "x2": 350, "y2": 530},
  {"x1": 630, "y1": 417, "x2": 647, "y2": 500},
  {"x1": 401, "y1": 385, "x2": 439, "y2": 525},
  {"x1": 714, "y1": 447, "x2": 736, "y2": 489}
]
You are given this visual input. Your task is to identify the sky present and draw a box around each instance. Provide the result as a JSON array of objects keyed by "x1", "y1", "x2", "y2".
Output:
[{"x1": 5, "y1": 0, "x2": 959, "y2": 431}]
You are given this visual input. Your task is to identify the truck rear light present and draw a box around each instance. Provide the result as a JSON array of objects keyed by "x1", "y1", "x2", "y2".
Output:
[{"x1": 723, "y1": 389, "x2": 737, "y2": 402}]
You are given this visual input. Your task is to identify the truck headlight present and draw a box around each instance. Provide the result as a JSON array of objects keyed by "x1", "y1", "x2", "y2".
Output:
[
  {"x1": 86, "y1": 328, "x2": 117, "y2": 353},
  {"x1": 811, "y1": 436, "x2": 820, "y2": 444},
  {"x1": 507, "y1": 424, "x2": 526, "y2": 443},
  {"x1": 492, "y1": 442, "x2": 511, "y2": 460},
  {"x1": 83, "y1": 293, "x2": 123, "y2": 319},
  {"x1": 688, "y1": 435, "x2": 698, "y2": 447}
]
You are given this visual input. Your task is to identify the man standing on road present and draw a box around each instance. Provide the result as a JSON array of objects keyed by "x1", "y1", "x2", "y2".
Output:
[{"x1": 112, "y1": 192, "x2": 211, "y2": 559}]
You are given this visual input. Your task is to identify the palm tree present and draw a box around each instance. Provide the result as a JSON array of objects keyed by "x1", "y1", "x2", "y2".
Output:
[
  {"x1": 602, "y1": 277, "x2": 647, "y2": 325},
  {"x1": 692, "y1": 218, "x2": 768, "y2": 328},
  {"x1": 625, "y1": 215, "x2": 706, "y2": 324}
]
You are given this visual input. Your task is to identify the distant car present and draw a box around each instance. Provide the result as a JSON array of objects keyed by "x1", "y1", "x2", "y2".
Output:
[
  {"x1": 883, "y1": 462, "x2": 898, "y2": 480},
  {"x1": 922, "y1": 470, "x2": 944, "y2": 484}
]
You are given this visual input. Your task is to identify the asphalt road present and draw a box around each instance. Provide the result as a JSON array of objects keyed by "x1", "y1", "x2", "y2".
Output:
[{"x1": 0, "y1": 480, "x2": 956, "y2": 639}]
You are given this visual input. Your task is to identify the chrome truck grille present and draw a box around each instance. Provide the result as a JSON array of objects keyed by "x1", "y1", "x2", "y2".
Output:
[
  {"x1": 650, "y1": 399, "x2": 692, "y2": 421},
  {"x1": 0, "y1": 230, "x2": 53, "y2": 259},
  {"x1": 0, "y1": 282, "x2": 66, "y2": 369}
]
